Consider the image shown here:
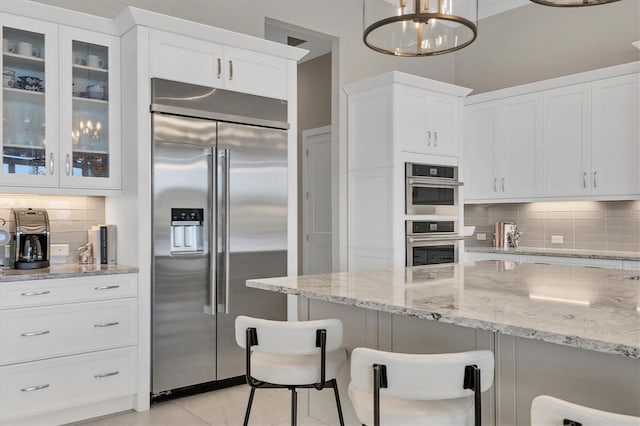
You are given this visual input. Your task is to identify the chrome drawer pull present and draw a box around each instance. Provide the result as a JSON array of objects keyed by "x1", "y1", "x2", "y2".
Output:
[
  {"x1": 21, "y1": 384, "x2": 50, "y2": 392},
  {"x1": 94, "y1": 371, "x2": 119, "y2": 379},
  {"x1": 94, "y1": 322, "x2": 119, "y2": 328},
  {"x1": 94, "y1": 285, "x2": 120, "y2": 291},
  {"x1": 21, "y1": 330, "x2": 50, "y2": 337},
  {"x1": 21, "y1": 290, "x2": 51, "y2": 296}
]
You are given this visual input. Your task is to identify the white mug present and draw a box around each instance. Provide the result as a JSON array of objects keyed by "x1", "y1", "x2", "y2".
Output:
[
  {"x1": 18, "y1": 42, "x2": 38, "y2": 57},
  {"x1": 2, "y1": 39, "x2": 15, "y2": 53},
  {"x1": 86, "y1": 54, "x2": 104, "y2": 69}
]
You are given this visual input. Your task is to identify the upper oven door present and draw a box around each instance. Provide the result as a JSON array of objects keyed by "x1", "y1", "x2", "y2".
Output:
[{"x1": 406, "y1": 179, "x2": 460, "y2": 215}]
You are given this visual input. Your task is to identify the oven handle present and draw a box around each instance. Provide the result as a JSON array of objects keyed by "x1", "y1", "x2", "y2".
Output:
[
  {"x1": 407, "y1": 236, "x2": 465, "y2": 243},
  {"x1": 407, "y1": 177, "x2": 464, "y2": 187}
]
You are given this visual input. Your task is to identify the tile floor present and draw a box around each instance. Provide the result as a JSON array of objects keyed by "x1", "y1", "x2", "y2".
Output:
[{"x1": 76, "y1": 385, "x2": 330, "y2": 426}]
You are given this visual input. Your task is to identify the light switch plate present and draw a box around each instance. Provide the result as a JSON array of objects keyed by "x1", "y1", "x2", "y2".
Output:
[
  {"x1": 51, "y1": 244, "x2": 69, "y2": 256},
  {"x1": 551, "y1": 235, "x2": 564, "y2": 244}
]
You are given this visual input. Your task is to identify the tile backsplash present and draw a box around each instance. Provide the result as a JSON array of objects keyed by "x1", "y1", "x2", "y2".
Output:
[
  {"x1": 0, "y1": 194, "x2": 105, "y2": 263},
  {"x1": 465, "y1": 200, "x2": 640, "y2": 253}
]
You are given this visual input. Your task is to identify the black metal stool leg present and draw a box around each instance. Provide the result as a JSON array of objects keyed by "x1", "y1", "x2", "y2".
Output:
[
  {"x1": 330, "y1": 379, "x2": 345, "y2": 426},
  {"x1": 243, "y1": 387, "x2": 256, "y2": 426},
  {"x1": 291, "y1": 387, "x2": 297, "y2": 426}
]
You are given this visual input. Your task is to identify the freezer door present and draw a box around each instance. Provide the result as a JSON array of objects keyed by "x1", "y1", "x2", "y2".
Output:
[
  {"x1": 216, "y1": 122, "x2": 288, "y2": 379},
  {"x1": 152, "y1": 113, "x2": 217, "y2": 393}
]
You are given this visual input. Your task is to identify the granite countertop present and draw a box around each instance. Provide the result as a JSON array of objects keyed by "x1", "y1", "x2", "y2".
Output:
[
  {"x1": 247, "y1": 261, "x2": 640, "y2": 359},
  {"x1": 0, "y1": 263, "x2": 139, "y2": 282},
  {"x1": 466, "y1": 246, "x2": 640, "y2": 261}
]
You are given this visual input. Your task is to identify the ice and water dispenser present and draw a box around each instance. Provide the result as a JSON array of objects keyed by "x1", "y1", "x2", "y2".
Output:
[{"x1": 170, "y1": 208, "x2": 205, "y2": 254}]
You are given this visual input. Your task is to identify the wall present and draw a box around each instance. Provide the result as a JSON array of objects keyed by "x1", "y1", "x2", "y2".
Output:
[
  {"x1": 0, "y1": 195, "x2": 105, "y2": 264},
  {"x1": 465, "y1": 200, "x2": 640, "y2": 253},
  {"x1": 297, "y1": 53, "x2": 332, "y2": 272},
  {"x1": 455, "y1": 0, "x2": 640, "y2": 93}
]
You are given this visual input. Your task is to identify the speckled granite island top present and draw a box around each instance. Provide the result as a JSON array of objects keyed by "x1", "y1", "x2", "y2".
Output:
[
  {"x1": 0, "y1": 263, "x2": 139, "y2": 282},
  {"x1": 247, "y1": 261, "x2": 640, "y2": 359},
  {"x1": 466, "y1": 246, "x2": 640, "y2": 261}
]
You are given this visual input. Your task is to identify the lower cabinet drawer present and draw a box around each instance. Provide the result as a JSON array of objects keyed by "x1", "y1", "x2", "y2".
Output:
[
  {"x1": 0, "y1": 346, "x2": 136, "y2": 422},
  {"x1": 0, "y1": 299, "x2": 137, "y2": 365}
]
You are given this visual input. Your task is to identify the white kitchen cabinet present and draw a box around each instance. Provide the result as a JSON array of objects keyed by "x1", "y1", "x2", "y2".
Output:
[
  {"x1": 0, "y1": 273, "x2": 139, "y2": 425},
  {"x1": 396, "y1": 85, "x2": 458, "y2": 157},
  {"x1": 463, "y1": 93, "x2": 543, "y2": 201},
  {"x1": 543, "y1": 83, "x2": 591, "y2": 197},
  {"x1": 0, "y1": 15, "x2": 121, "y2": 193},
  {"x1": 590, "y1": 74, "x2": 639, "y2": 197},
  {"x1": 465, "y1": 64, "x2": 639, "y2": 202},
  {"x1": 59, "y1": 26, "x2": 121, "y2": 190},
  {"x1": 149, "y1": 29, "x2": 287, "y2": 100},
  {"x1": 345, "y1": 72, "x2": 471, "y2": 271},
  {"x1": 463, "y1": 102, "x2": 500, "y2": 200},
  {"x1": 0, "y1": 14, "x2": 59, "y2": 188}
]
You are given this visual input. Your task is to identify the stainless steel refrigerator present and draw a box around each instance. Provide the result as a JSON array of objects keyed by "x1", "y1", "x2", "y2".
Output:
[{"x1": 151, "y1": 79, "x2": 288, "y2": 398}]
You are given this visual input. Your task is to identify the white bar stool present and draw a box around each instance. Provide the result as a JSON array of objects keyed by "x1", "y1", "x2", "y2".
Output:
[
  {"x1": 531, "y1": 395, "x2": 640, "y2": 426},
  {"x1": 348, "y1": 347, "x2": 494, "y2": 426},
  {"x1": 235, "y1": 315, "x2": 347, "y2": 426}
]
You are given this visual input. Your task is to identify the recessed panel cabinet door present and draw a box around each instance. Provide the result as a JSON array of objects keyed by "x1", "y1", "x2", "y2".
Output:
[
  {"x1": 543, "y1": 84, "x2": 591, "y2": 197},
  {"x1": 463, "y1": 102, "x2": 501, "y2": 201},
  {"x1": 591, "y1": 74, "x2": 639, "y2": 197},
  {"x1": 500, "y1": 93, "x2": 543, "y2": 199},
  {"x1": 223, "y1": 46, "x2": 287, "y2": 100}
]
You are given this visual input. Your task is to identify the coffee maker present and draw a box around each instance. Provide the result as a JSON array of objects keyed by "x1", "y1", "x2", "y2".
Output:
[{"x1": 9, "y1": 208, "x2": 50, "y2": 269}]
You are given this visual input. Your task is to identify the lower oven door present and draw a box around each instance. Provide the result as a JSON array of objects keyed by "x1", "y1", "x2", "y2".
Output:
[{"x1": 406, "y1": 238, "x2": 460, "y2": 266}]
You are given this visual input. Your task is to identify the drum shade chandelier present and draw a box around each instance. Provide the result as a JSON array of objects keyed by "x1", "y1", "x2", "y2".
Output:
[
  {"x1": 363, "y1": 0, "x2": 478, "y2": 56},
  {"x1": 529, "y1": 0, "x2": 620, "y2": 6}
]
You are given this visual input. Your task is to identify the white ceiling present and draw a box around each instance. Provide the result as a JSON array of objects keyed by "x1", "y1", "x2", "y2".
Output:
[{"x1": 269, "y1": 0, "x2": 530, "y2": 63}]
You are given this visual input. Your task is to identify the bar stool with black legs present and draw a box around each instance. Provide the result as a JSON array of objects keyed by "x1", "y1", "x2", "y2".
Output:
[
  {"x1": 348, "y1": 347, "x2": 494, "y2": 426},
  {"x1": 531, "y1": 395, "x2": 640, "y2": 426},
  {"x1": 235, "y1": 315, "x2": 347, "y2": 426}
]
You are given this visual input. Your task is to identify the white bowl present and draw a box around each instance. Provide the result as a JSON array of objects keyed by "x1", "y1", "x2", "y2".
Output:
[{"x1": 462, "y1": 226, "x2": 476, "y2": 237}]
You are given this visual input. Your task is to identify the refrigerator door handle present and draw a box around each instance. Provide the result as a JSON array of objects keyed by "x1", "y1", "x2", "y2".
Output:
[
  {"x1": 220, "y1": 149, "x2": 231, "y2": 314},
  {"x1": 206, "y1": 148, "x2": 217, "y2": 316}
]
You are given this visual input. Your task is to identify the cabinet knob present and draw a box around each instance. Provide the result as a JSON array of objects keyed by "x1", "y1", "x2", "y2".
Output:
[
  {"x1": 583, "y1": 172, "x2": 587, "y2": 188},
  {"x1": 65, "y1": 154, "x2": 71, "y2": 176},
  {"x1": 593, "y1": 171, "x2": 598, "y2": 188},
  {"x1": 433, "y1": 131, "x2": 438, "y2": 147},
  {"x1": 493, "y1": 177, "x2": 498, "y2": 192},
  {"x1": 217, "y1": 58, "x2": 222, "y2": 79},
  {"x1": 501, "y1": 177, "x2": 505, "y2": 192},
  {"x1": 229, "y1": 60, "x2": 233, "y2": 80},
  {"x1": 427, "y1": 131, "x2": 431, "y2": 146}
]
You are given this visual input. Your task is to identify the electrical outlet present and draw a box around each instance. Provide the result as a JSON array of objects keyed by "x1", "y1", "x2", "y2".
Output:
[
  {"x1": 476, "y1": 233, "x2": 487, "y2": 241},
  {"x1": 551, "y1": 235, "x2": 564, "y2": 244},
  {"x1": 51, "y1": 244, "x2": 69, "y2": 256}
]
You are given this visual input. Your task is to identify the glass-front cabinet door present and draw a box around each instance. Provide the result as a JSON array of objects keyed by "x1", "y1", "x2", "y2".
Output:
[
  {"x1": 1, "y1": 15, "x2": 58, "y2": 187},
  {"x1": 60, "y1": 27, "x2": 120, "y2": 190}
]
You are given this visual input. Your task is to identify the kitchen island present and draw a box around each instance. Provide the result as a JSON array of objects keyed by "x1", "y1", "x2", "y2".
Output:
[{"x1": 247, "y1": 261, "x2": 640, "y2": 425}]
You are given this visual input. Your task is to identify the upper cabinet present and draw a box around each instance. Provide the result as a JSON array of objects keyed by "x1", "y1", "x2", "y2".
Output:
[
  {"x1": 395, "y1": 86, "x2": 459, "y2": 157},
  {"x1": 463, "y1": 93, "x2": 543, "y2": 201},
  {"x1": 0, "y1": 14, "x2": 121, "y2": 193},
  {"x1": 590, "y1": 74, "x2": 639, "y2": 197},
  {"x1": 1, "y1": 15, "x2": 58, "y2": 189},
  {"x1": 59, "y1": 26, "x2": 121, "y2": 190},
  {"x1": 148, "y1": 29, "x2": 287, "y2": 100},
  {"x1": 464, "y1": 64, "x2": 639, "y2": 203}
]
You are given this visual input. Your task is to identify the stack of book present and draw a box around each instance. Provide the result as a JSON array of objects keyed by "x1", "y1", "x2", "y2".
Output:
[{"x1": 87, "y1": 224, "x2": 116, "y2": 265}]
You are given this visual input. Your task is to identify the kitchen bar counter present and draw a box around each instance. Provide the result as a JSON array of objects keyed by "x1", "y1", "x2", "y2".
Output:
[
  {"x1": 0, "y1": 263, "x2": 139, "y2": 282},
  {"x1": 248, "y1": 261, "x2": 640, "y2": 359},
  {"x1": 465, "y1": 245, "x2": 640, "y2": 261}
]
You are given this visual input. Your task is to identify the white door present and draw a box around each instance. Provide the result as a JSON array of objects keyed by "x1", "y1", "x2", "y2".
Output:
[{"x1": 302, "y1": 126, "x2": 332, "y2": 274}]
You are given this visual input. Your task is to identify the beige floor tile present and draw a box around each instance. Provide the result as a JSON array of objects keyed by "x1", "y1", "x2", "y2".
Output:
[{"x1": 77, "y1": 401, "x2": 210, "y2": 426}]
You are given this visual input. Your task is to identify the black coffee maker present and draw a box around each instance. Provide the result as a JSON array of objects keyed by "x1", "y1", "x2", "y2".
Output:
[{"x1": 9, "y1": 208, "x2": 50, "y2": 269}]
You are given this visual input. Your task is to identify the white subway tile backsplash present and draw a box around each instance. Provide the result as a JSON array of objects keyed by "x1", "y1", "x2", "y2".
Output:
[{"x1": 464, "y1": 200, "x2": 640, "y2": 253}]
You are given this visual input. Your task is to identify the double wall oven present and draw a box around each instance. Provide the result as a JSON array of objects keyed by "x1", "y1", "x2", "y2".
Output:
[{"x1": 405, "y1": 163, "x2": 463, "y2": 267}]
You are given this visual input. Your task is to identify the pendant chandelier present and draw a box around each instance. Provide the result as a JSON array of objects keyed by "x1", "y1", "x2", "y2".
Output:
[
  {"x1": 363, "y1": 0, "x2": 478, "y2": 56},
  {"x1": 529, "y1": 0, "x2": 621, "y2": 6}
]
